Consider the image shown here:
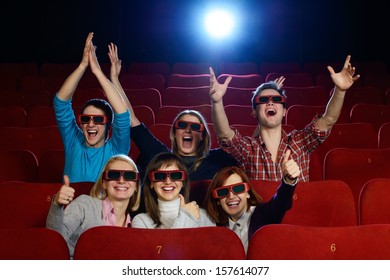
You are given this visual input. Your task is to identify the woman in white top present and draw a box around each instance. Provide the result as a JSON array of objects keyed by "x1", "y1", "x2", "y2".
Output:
[{"x1": 132, "y1": 152, "x2": 215, "y2": 228}]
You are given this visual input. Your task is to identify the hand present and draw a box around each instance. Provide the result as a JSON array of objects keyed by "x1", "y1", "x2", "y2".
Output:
[
  {"x1": 282, "y1": 149, "x2": 300, "y2": 184},
  {"x1": 179, "y1": 194, "x2": 200, "y2": 220},
  {"x1": 88, "y1": 43, "x2": 102, "y2": 74},
  {"x1": 108, "y1": 42, "x2": 122, "y2": 78},
  {"x1": 274, "y1": 76, "x2": 285, "y2": 89},
  {"x1": 54, "y1": 175, "x2": 75, "y2": 206},
  {"x1": 209, "y1": 67, "x2": 231, "y2": 103},
  {"x1": 80, "y1": 32, "x2": 93, "y2": 68},
  {"x1": 327, "y1": 55, "x2": 360, "y2": 91}
]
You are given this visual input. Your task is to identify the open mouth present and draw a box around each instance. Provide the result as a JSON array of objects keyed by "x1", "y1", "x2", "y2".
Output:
[
  {"x1": 161, "y1": 186, "x2": 175, "y2": 192},
  {"x1": 182, "y1": 136, "x2": 193, "y2": 149},
  {"x1": 87, "y1": 129, "x2": 98, "y2": 137},
  {"x1": 266, "y1": 108, "x2": 277, "y2": 116}
]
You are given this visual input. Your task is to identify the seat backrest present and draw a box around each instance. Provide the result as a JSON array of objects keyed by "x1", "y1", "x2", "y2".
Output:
[
  {"x1": 343, "y1": 86, "x2": 385, "y2": 114},
  {"x1": 217, "y1": 74, "x2": 264, "y2": 89},
  {"x1": 224, "y1": 105, "x2": 257, "y2": 125},
  {"x1": 0, "y1": 181, "x2": 93, "y2": 229},
  {"x1": 133, "y1": 105, "x2": 155, "y2": 127},
  {"x1": 0, "y1": 228, "x2": 70, "y2": 260},
  {"x1": 0, "y1": 126, "x2": 63, "y2": 159},
  {"x1": 27, "y1": 105, "x2": 57, "y2": 127},
  {"x1": 148, "y1": 124, "x2": 172, "y2": 147},
  {"x1": 171, "y1": 62, "x2": 210, "y2": 75},
  {"x1": 350, "y1": 103, "x2": 390, "y2": 133},
  {"x1": 259, "y1": 62, "x2": 301, "y2": 76},
  {"x1": 266, "y1": 72, "x2": 314, "y2": 87},
  {"x1": 218, "y1": 62, "x2": 258, "y2": 75},
  {"x1": 283, "y1": 86, "x2": 329, "y2": 107},
  {"x1": 323, "y1": 148, "x2": 390, "y2": 210},
  {"x1": 73, "y1": 226, "x2": 245, "y2": 260},
  {"x1": 162, "y1": 86, "x2": 210, "y2": 107},
  {"x1": 37, "y1": 149, "x2": 65, "y2": 183},
  {"x1": 167, "y1": 74, "x2": 210, "y2": 88},
  {"x1": 127, "y1": 62, "x2": 170, "y2": 82},
  {"x1": 0, "y1": 149, "x2": 38, "y2": 182},
  {"x1": 358, "y1": 178, "x2": 390, "y2": 225},
  {"x1": 378, "y1": 122, "x2": 390, "y2": 148},
  {"x1": 120, "y1": 74, "x2": 165, "y2": 93},
  {"x1": 0, "y1": 106, "x2": 27, "y2": 127},
  {"x1": 251, "y1": 179, "x2": 357, "y2": 226},
  {"x1": 247, "y1": 224, "x2": 390, "y2": 260},
  {"x1": 124, "y1": 88, "x2": 162, "y2": 114}
]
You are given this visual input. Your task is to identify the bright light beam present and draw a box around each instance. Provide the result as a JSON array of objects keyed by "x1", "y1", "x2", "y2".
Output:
[{"x1": 204, "y1": 10, "x2": 235, "y2": 39}]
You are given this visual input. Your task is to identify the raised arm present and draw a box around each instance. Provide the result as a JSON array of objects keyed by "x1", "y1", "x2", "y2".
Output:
[
  {"x1": 57, "y1": 32, "x2": 93, "y2": 101},
  {"x1": 89, "y1": 39, "x2": 127, "y2": 114},
  {"x1": 209, "y1": 67, "x2": 235, "y2": 141},
  {"x1": 316, "y1": 55, "x2": 360, "y2": 131},
  {"x1": 108, "y1": 43, "x2": 140, "y2": 127}
]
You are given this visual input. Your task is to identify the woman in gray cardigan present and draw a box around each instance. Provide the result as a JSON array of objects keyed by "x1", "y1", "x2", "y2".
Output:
[
  {"x1": 132, "y1": 152, "x2": 215, "y2": 228},
  {"x1": 46, "y1": 154, "x2": 141, "y2": 258}
]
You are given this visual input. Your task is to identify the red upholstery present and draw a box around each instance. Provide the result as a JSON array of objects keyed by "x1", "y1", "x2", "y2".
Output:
[
  {"x1": 27, "y1": 105, "x2": 56, "y2": 127},
  {"x1": 189, "y1": 180, "x2": 212, "y2": 207},
  {"x1": 71, "y1": 88, "x2": 106, "y2": 111},
  {"x1": 310, "y1": 123, "x2": 378, "y2": 181},
  {"x1": 0, "y1": 181, "x2": 93, "y2": 229},
  {"x1": 358, "y1": 178, "x2": 390, "y2": 225},
  {"x1": 285, "y1": 104, "x2": 349, "y2": 129},
  {"x1": 259, "y1": 62, "x2": 301, "y2": 76},
  {"x1": 378, "y1": 122, "x2": 390, "y2": 148},
  {"x1": 283, "y1": 86, "x2": 329, "y2": 107},
  {"x1": 37, "y1": 149, "x2": 65, "y2": 183},
  {"x1": 252, "y1": 180, "x2": 357, "y2": 226},
  {"x1": 148, "y1": 124, "x2": 172, "y2": 147},
  {"x1": 350, "y1": 103, "x2": 390, "y2": 133},
  {"x1": 218, "y1": 62, "x2": 258, "y2": 75},
  {"x1": 343, "y1": 86, "x2": 385, "y2": 114},
  {"x1": 133, "y1": 105, "x2": 155, "y2": 127},
  {"x1": 0, "y1": 228, "x2": 69, "y2": 260},
  {"x1": 127, "y1": 62, "x2": 170, "y2": 82},
  {"x1": 73, "y1": 226, "x2": 245, "y2": 260},
  {"x1": 0, "y1": 149, "x2": 38, "y2": 182},
  {"x1": 224, "y1": 105, "x2": 257, "y2": 125},
  {"x1": 266, "y1": 72, "x2": 314, "y2": 87},
  {"x1": 167, "y1": 74, "x2": 210, "y2": 88},
  {"x1": 223, "y1": 87, "x2": 255, "y2": 106},
  {"x1": 171, "y1": 62, "x2": 210, "y2": 75},
  {"x1": 323, "y1": 148, "x2": 390, "y2": 210},
  {"x1": 247, "y1": 224, "x2": 390, "y2": 260},
  {"x1": 315, "y1": 72, "x2": 363, "y2": 92},
  {"x1": 217, "y1": 74, "x2": 264, "y2": 89},
  {"x1": 162, "y1": 86, "x2": 210, "y2": 106},
  {"x1": 0, "y1": 106, "x2": 27, "y2": 127},
  {"x1": 120, "y1": 74, "x2": 165, "y2": 93},
  {"x1": 0, "y1": 126, "x2": 63, "y2": 159},
  {"x1": 124, "y1": 88, "x2": 162, "y2": 114}
]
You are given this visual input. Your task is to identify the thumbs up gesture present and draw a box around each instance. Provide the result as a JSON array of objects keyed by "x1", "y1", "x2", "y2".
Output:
[
  {"x1": 179, "y1": 194, "x2": 200, "y2": 220},
  {"x1": 282, "y1": 149, "x2": 301, "y2": 184},
  {"x1": 54, "y1": 175, "x2": 76, "y2": 206}
]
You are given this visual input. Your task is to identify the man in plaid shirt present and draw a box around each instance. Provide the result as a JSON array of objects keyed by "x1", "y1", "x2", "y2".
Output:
[{"x1": 209, "y1": 55, "x2": 360, "y2": 182}]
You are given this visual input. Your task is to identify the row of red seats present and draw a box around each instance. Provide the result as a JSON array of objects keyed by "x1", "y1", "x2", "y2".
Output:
[
  {"x1": 1, "y1": 178, "x2": 390, "y2": 259},
  {"x1": 2, "y1": 223, "x2": 390, "y2": 260}
]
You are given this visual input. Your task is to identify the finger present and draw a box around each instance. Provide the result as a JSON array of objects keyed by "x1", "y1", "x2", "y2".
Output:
[
  {"x1": 327, "y1": 65, "x2": 335, "y2": 76},
  {"x1": 209, "y1": 67, "x2": 215, "y2": 77},
  {"x1": 224, "y1": 76, "x2": 232, "y2": 87},
  {"x1": 63, "y1": 175, "x2": 70, "y2": 187},
  {"x1": 179, "y1": 194, "x2": 185, "y2": 207},
  {"x1": 283, "y1": 149, "x2": 291, "y2": 164},
  {"x1": 343, "y1": 55, "x2": 351, "y2": 69}
]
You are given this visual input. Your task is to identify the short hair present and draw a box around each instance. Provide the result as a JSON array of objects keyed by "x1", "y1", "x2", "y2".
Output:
[
  {"x1": 251, "y1": 81, "x2": 287, "y2": 109},
  {"x1": 204, "y1": 166, "x2": 262, "y2": 225},
  {"x1": 82, "y1": 99, "x2": 114, "y2": 138},
  {"x1": 90, "y1": 154, "x2": 141, "y2": 213}
]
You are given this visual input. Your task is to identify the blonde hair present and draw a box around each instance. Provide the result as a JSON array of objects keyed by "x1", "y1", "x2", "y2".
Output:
[{"x1": 90, "y1": 154, "x2": 141, "y2": 212}]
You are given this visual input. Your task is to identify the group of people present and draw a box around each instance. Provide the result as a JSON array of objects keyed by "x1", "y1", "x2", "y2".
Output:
[{"x1": 46, "y1": 32, "x2": 360, "y2": 258}]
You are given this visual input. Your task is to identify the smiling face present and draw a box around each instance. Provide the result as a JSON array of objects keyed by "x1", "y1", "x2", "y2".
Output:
[
  {"x1": 151, "y1": 163, "x2": 184, "y2": 202},
  {"x1": 174, "y1": 114, "x2": 204, "y2": 156},
  {"x1": 252, "y1": 89, "x2": 286, "y2": 128},
  {"x1": 103, "y1": 160, "x2": 138, "y2": 203},
  {"x1": 81, "y1": 105, "x2": 107, "y2": 148},
  {"x1": 218, "y1": 173, "x2": 249, "y2": 222}
]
